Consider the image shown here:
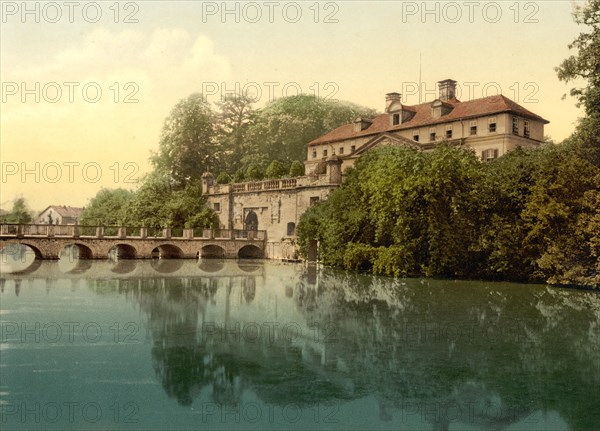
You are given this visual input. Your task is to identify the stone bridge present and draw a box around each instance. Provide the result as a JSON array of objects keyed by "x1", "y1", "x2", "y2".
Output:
[{"x1": 0, "y1": 224, "x2": 266, "y2": 259}]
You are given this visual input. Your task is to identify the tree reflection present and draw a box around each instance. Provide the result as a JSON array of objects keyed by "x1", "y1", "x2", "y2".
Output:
[{"x1": 83, "y1": 263, "x2": 600, "y2": 430}]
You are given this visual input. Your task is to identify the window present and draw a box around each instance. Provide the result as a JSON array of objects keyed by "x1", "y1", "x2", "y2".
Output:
[
  {"x1": 429, "y1": 128, "x2": 436, "y2": 142},
  {"x1": 287, "y1": 222, "x2": 296, "y2": 236},
  {"x1": 323, "y1": 149, "x2": 328, "y2": 157},
  {"x1": 339, "y1": 147, "x2": 344, "y2": 155},
  {"x1": 312, "y1": 150, "x2": 317, "y2": 158},
  {"x1": 392, "y1": 113, "x2": 400, "y2": 125},
  {"x1": 470, "y1": 120, "x2": 477, "y2": 135},
  {"x1": 213, "y1": 202, "x2": 221, "y2": 212},
  {"x1": 351, "y1": 145, "x2": 356, "y2": 152},
  {"x1": 413, "y1": 134, "x2": 419, "y2": 142},
  {"x1": 524, "y1": 120, "x2": 530, "y2": 138},
  {"x1": 332, "y1": 148, "x2": 336, "y2": 155},
  {"x1": 512, "y1": 117, "x2": 519, "y2": 134},
  {"x1": 481, "y1": 148, "x2": 499, "y2": 162},
  {"x1": 310, "y1": 196, "x2": 320, "y2": 206},
  {"x1": 445, "y1": 125, "x2": 453, "y2": 139}
]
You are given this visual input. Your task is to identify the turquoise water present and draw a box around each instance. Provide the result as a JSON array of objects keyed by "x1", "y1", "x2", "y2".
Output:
[{"x1": 1, "y1": 258, "x2": 599, "y2": 430}]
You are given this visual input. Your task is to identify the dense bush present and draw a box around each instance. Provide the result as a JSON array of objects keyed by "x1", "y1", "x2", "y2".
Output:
[{"x1": 298, "y1": 143, "x2": 600, "y2": 287}]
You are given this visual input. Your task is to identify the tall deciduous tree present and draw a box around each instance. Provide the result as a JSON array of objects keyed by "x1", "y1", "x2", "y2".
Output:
[
  {"x1": 152, "y1": 94, "x2": 217, "y2": 189},
  {"x1": 245, "y1": 95, "x2": 378, "y2": 165},
  {"x1": 215, "y1": 94, "x2": 257, "y2": 173}
]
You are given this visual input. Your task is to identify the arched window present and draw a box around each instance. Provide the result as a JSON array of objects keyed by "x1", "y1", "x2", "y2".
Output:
[
  {"x1": 287, "y1": 222, "x2": 296, "y2": 236},
  {"x1": 244, "y1": 210, "x2": 258, "y2": 231}
]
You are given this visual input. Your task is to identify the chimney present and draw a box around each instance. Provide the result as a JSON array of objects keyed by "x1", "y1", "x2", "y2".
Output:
[
  {"x1": 385, "y1": 92, "x2": 402, "y2": 113},
  {"x1": 438, "y1": 79, "x2": 457, "y2": 101}
]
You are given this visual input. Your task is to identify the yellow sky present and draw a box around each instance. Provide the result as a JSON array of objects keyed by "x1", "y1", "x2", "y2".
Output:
[{"x1": 0, "y1": 1, "x2": 587, "y2": 211}]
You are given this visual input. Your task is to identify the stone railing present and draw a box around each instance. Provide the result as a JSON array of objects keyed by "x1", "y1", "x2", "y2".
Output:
[
  {"x1": 219, "y1": 174, "x2": 330, "y2": 194},
  {"x1": 0, "y1": 224, "x2": 266, "y2": 241}
]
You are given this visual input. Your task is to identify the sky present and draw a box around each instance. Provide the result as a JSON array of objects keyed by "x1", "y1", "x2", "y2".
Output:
[{"x1": 0, "y1": 0, "x2": 589, "y2": 212}]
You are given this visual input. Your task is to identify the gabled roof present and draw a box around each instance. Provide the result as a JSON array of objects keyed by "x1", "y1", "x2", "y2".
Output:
[
  {"x1": 38, "y1": 205, "x2": 84, "y2": 218},
  {"x1": 309, "y1": 94, "x2": 549, "y2": 146},
  {"x1": 353, "y1": 133, "x2": 426, "y2": 155}
]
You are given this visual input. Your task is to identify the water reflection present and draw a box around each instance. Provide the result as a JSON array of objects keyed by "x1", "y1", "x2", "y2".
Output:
[
  {"x1": 0, "y1": 244, "x2": 38, "y2": 273},
  {"x1": 2, "y1": 261, "x2": 599, "y2": 430}
]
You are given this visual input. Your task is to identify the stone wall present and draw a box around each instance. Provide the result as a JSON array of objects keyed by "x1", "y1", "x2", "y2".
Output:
[{"x1": 203, "y1": 158, "x2": 343, "y2": 260}]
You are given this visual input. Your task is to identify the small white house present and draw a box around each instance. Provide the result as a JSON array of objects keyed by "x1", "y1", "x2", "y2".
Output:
[{"x1": 37, "y1": 205, "x2": 84, "y2": 225}]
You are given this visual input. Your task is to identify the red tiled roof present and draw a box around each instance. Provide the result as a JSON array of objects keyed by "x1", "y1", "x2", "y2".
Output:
[{"x1": 309, "y1": 95, "x2": 549, "y2": 146}]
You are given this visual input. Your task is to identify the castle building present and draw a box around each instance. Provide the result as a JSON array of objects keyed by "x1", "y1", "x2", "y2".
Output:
[
  {"x1": 204, "y1": 79, "x2": 549, "y2": 259},
  {"x1": 305, "y1": 79, "x2": 548, "y2": 173}
]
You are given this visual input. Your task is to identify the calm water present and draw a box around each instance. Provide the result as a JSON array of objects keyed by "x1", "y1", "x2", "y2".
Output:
[{"x1": 1, "y1": 255, "x2": 599, "y2": 431}]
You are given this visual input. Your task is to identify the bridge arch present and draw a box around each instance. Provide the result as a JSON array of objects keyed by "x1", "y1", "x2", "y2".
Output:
[
  {"x1": 108, "y1": 244, "x2": 137, "y2": 259},
  {"x1": 238, "y1": 244, "x2": 264, "y2": 259},
  {"x1": 0, "y1": 242, "x2": 43, "y2": 260},
  {"x1": 200, "y1": 244, "x2": 226, "y2": 259},
  {"x1": 60, "y1": 243, "x2": 93, "y2": 259},
  {"x1": 151, "y1": 244, "x2": 183, "y2": 259}
]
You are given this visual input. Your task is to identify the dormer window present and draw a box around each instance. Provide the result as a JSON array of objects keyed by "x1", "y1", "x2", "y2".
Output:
[
  {"x1": 392, "y1": 113, "x2": 400, "y2": 125},
  {"x1": 354, "y1": 117, "x2": 373, "y2": 132},
  {"x1": 431, "y1": 99, "x2": 453, "y2": 118}
]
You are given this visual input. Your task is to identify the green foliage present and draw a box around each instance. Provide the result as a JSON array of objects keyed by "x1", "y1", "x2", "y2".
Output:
[
  {"x1": 343, "y1": 243, "x2": 378, "y2": 271},
  {"x1": 123, "y1": 172, "x2": 218, "y2": 229},
  {"x1": 0, "y1": 198, "x2": 33, "y2": 224},
  {"x1": 80, "y1": 188, "x2": 135, "y2": 226},
  {"x1": 215, "y1": 94, "x2": 257, "y2": 173},
  {"x1": 289, "y1": 160, "x2": 305, "y2": 177},
  {"x1": 298, "y1": 144, "x2": 600, "y2": 287},
  {"x1": 216, "y1": 172, "x2": 231, "y2": 184},
  {"x1": 245, "y1": 95, "x2": 378, "y2": 164},
  {"x1": 555, "y1": 0, "x2": 600, "y2": 166},
  {"x1": 265, "y1": 160, "x2": 286, "y2": 179},
  {"x1": 152, "y1": 93, "x2": 217, "y2": 189},
  {"x1": 245, "y1": 164, "x2": 264, "y2": 181},
  {"x1": 233, "y1": 169, "x2": 245, "y2": 183}
]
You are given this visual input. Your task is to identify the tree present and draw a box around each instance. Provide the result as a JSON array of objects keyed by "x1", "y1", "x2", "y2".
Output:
[
  {"x1": 80, "y1": 188, "x2": 135, "y2": 226},
  {"x1": 555, "y1": 0, "x2": 600, "y2": 165},
  {"x1": 265, "y1": 160, "x2": 286, "y2": 178},
  {"x1": 124, "y1": 172, "x2": 218, "y2": 229},
  {"x1": 215, "y1": 94, "x2": 257, "y2": 173},
  {"x1": 289, "y1": 160, "x2": 305, "y2": 177},
  {"x1": 216, "y1": 172, "x2": 231, "y2": 184},
  {"x1": 0, "y1": 197, "x2": 33, "y2": 224},
  {"x1": 245, "y1": 164, "x2": 264, "y2": 181},
  {"x1": 124, "y1": 172, "x2": 173, "y2": 228},
  {"x1": 152, "y1": 94, "x2": 217, "y2": 189},
  {"x1": 245, "y1": 95, "x2": 378, "y2": 164}
]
